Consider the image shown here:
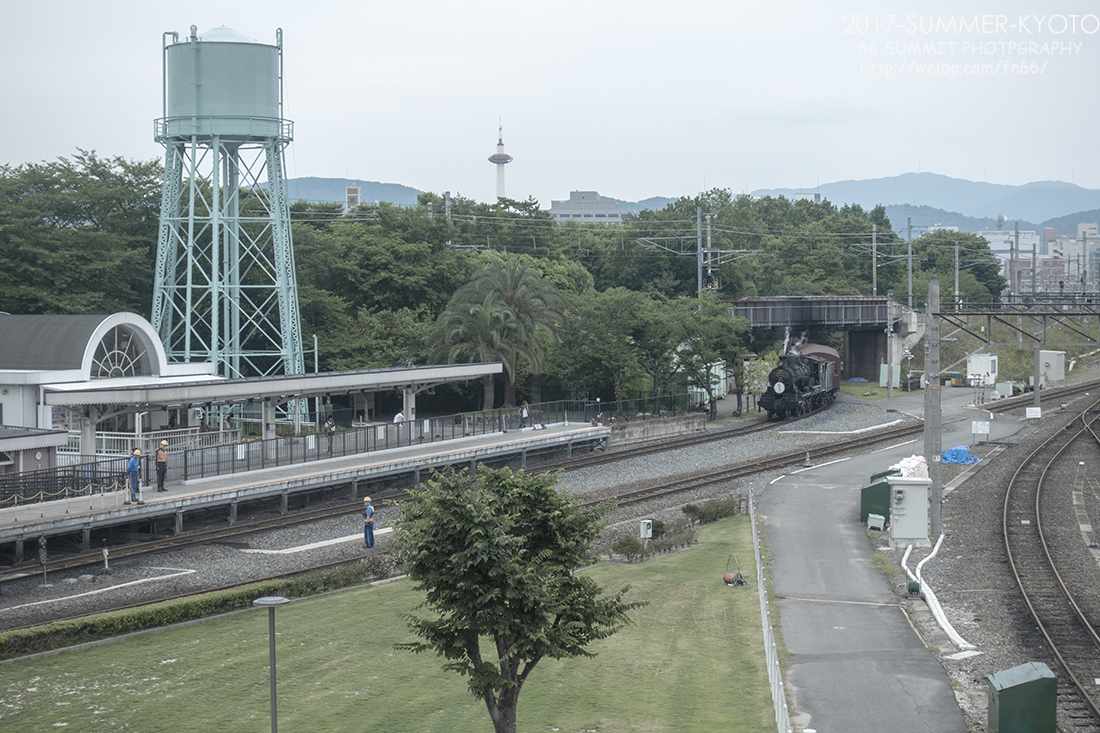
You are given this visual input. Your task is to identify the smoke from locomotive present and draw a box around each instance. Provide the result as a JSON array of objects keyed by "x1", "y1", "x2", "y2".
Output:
[{"x1": 758, "y1": 344, "x2": 841, "y2": 420}]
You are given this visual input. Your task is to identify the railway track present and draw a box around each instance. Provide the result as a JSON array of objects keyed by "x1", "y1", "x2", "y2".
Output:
[
  {"x1": 1004, "y1": 397, "x2": 1100, "y2": 733},
  {"x1": 2, "y1": 406, "x2": 831, "y2": 584},
  {"x1": 1, "y1": 410, "x2": 924, "y2": 633},
  {"x1": 585, "y1": 420, "x2": 923, "y2": 511}
]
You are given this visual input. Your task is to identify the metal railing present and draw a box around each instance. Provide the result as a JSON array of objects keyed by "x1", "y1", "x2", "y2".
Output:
[
  {"x1": 751, "y1": 491, "x2": 792, "y2": 733},
  {"x1": 58, "y1": 428, "x2": 241, "y2": 461},
  {"x1": 0, "y1": 396, "x2": 701, "y2": 507}
]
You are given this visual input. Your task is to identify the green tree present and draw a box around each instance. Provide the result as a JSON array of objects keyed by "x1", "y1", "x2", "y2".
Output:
[
  {"x1": 395, "y1": 466, "x2": 640, "y2": 733},
  {"x1": 434, "y1": 291, "x2": 515, "y2": 409},
  {"x1": 549, "y1": 287, "x2": 646, "y2": 411},
  {"x1": 912, "y1": 230, "x2": 1005, "y2": 303},
  {"x1": 630, "y1": 293, "x2": 685, "y2": 412},
  {"x1": 433, "y1": 254, "x2": 564, "y2": 407},
  {"x1": 0, "y1": 150, "x2": 162, "y2": 316},
  {"x1": 676, "y1": 293, "x2": 750, "y2": 418}
]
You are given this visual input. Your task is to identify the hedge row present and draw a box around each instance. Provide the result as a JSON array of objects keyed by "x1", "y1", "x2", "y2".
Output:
[{"x1": 0, "y1": 555, "x2": 398, "y2": 661}]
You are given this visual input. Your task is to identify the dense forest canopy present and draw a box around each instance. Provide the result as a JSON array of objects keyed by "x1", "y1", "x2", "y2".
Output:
[{"x1": 0, "y1": 152, "x2": 1007, "y2": 407}]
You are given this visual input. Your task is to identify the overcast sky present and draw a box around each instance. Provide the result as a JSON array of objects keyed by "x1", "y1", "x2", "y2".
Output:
[{"x1": 3, "y1": 1, "x2": 1098, "y2": 205}]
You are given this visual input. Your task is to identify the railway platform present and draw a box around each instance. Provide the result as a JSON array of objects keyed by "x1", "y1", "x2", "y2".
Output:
[{"x1": 0, "y1": 421, "x2": 610, "y2": 564}]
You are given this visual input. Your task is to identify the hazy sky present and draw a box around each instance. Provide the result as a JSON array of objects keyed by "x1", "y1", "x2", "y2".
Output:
[{"x1": 3, "y1": 1, "x2": 1098, "y2": 205}]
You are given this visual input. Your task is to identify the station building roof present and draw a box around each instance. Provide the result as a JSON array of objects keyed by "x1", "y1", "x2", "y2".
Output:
[{"x1": 0, "y1": 312, "x2": 501, "y2": 414}]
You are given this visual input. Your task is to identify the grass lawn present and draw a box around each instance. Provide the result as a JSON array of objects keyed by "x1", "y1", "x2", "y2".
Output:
[
  {"x1": 0, "y1": 517, "x2": 773, "y2": 733},
  {"x1": 839, "y1": 380, "x2": 922, "y2": 400}
]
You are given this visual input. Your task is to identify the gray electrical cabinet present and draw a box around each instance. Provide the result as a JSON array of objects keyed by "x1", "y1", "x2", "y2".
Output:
[
  {"x1": 886, "y1": 475, "x2": 931, "y2": 547},
  {"x1": 987, "y1": 662, "x2": 1056, "y2": 733}
]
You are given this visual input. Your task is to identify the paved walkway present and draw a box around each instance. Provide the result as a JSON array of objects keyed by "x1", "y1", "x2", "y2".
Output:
[{"x1": 749, "y1": 384, "x2": 1024, "y2": 731}]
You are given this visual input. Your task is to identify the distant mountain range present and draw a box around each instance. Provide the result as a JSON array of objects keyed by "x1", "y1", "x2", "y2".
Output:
[
  {"x1": 286, "y1": 173, "x2": 1100, "y2": 236},
  {"x1": 754, "y1": 172, "x2": 1100, "y2": 234},
  {"x1": 285, "y1": 177, "x2": 424, "y2": 207}
]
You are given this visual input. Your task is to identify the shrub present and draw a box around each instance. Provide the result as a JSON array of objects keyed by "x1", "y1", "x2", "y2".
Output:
[
  {"x1": 682, "y1": 496, "x2": 742, "y2": 525},
  {"x1": 642, "y1": 518, "x2": 697, "y2": 557},
  {"x1": 0, "y1": 554, "x2": 399, "y2": 661},
  {"x1": 611, "y1": 535, "x2": 643, "y2": 562}
]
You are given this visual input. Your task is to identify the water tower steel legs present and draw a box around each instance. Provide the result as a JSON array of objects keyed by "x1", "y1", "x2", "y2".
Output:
[{"x1": 151, "y1": 136, "x2": 304, "y2": 379}]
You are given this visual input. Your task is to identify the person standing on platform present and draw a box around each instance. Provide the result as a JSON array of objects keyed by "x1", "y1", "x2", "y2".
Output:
[
  {"x1": 126, "y1": 449, "x2": 143, "y2": 505},
  {"x1": 520, "y1": 401, "x2": 529, "y2": 428},
  {"x1": 393, "y1": 410, "x2": 404, "y2": 424},
  {"x1": 363, "y1": 496, "x2": 375, "y2": 548},
  {"x1": 155, "y1": 440, "x2": 169, "y2": 492},
  {"x1": 325, "y1": 415, "x2": 336, "y2": 455}
]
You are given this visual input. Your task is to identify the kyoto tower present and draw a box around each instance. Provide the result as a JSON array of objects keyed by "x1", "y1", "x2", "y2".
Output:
[{"x1": 487, "y1": 125, "x2": 513, "y2": 200}]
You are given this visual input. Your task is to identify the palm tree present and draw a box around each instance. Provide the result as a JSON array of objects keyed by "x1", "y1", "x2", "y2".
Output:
[
  {"x1": 434, "y1": 254, "x2": 564, "y2": 408},
  {"x1": 434, "y1": 291, "x2": 516, "y2": 410}
]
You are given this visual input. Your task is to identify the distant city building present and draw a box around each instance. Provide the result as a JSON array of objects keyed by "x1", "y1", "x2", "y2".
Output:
[
  {"x1": 487, "y1": 126, "x2": 513, "y2": 200},
  {"x1": 345, "y1": 186, "x2": 361, "y2": 215},
  {"x1": 549, "y1": 191, "x2": 632, "y2": 224},
  {"x1": 977, "y1": 229, "x2": 1042, "y2": 262},
  {"x1": 791, "y1": 192, "x2": 821, "y2": 203},
  {"x1": 927, "y1": 225, "x2": 959, "y2": 233}
]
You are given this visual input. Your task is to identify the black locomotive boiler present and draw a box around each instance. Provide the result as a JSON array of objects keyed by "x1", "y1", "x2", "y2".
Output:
[{"x1": 758, "y1": 344, "x2": 841, "y2": 420}]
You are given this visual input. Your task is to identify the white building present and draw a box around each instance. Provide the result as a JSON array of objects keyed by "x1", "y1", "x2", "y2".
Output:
[{"x1": 549, "y1": 191, "x2": 632, "y2": 224}]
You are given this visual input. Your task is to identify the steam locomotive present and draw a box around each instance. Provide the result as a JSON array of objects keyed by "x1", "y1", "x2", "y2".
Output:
[{"x1": 758, "y1": 344, "x2": 841, "y2": 420}]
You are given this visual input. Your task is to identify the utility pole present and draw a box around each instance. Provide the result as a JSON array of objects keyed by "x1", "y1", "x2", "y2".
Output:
[
  {"x1": 1031, "y1": 237, "x2": 1037, "y2": 297},
  {"x1": 1014, "y1": 222, "x2": 1020, "y2": 299},
  {"x1": 696, "y1": 207, "x2": 703, "y2": 297},
  {"x1": 872, "y1": 224, "x2": 878, "y2": 296},
  {"x1": 706, "y1": 213, "x2": 714, "y2": 290},
  {"x1": 925, "y1": 277, "x2": 942, "y2": 538},
  {"x1": 954, "y1": 242, "x2": 959, "y2": 308},
  {"x1": 907, "y1": 218, "x2": 913, "y2": 308},
  {"x1": 886, "y1": 291, "x2": 894, "y2": 398}
]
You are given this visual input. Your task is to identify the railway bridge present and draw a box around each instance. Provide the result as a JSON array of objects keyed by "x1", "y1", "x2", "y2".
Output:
[{"x1": 732, "y1": 295, "x2": 923, "y2": 381}]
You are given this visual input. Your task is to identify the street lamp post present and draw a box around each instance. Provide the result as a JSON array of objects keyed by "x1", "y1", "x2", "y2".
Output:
[{"x1": 254, "y1": 596, "x2": 290, "y2": 733}]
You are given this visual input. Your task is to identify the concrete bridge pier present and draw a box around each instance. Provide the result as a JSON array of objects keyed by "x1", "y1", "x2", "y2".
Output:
[{"x1": 844, "y1": 330, "x2": 888, "y2": 381}]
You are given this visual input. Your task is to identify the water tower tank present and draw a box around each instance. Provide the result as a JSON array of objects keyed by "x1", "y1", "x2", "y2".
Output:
[{"x1": 162, "y1": 25, "x2": 282, "y2": 140}]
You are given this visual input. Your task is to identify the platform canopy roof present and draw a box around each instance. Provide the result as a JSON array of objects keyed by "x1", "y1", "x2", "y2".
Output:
[
  {"x1": 40, "y1": 363, "x2": 503, "y2": 408},
  {"x1": 0, "y1": 312, "x2": 501, "y2": 412}
]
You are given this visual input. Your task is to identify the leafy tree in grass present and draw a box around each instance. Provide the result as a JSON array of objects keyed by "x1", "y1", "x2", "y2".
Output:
[{"x1": 395, "y1": 467, "x2": 641, "y2": 733}]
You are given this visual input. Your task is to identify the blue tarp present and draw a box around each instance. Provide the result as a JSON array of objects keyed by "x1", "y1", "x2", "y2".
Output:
[
  {"x1": 942, "y1": 446, "x2": 980, "y2": 464},
  {"x1": 849, "y1": 377, "x2": 868, "y2": 382}
]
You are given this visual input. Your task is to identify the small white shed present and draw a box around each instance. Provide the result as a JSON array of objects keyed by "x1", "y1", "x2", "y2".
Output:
[{"x1": 966, "y1": 353, "x2": 998, "y2": 387}]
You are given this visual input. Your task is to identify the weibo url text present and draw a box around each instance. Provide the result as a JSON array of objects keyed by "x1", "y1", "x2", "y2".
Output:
[
  {"x1": 860, "y1": 59, "x2": 1049, "y2": 76},
  {"x1": 859, "y1": 40, "x2": 1082, "y2": 55}
]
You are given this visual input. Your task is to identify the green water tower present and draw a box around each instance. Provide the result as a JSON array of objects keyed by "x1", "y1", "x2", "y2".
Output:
[{"x1": 152, "y1": 25, "x2": 303, "y2": 384}]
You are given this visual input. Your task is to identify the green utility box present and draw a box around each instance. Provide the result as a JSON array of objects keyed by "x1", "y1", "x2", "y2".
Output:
[
  {"x1": 869, "y1": 468, "x2": 901, "y2": 483},
  {"x1": 860, "y1": 469, "x2": 900, "y2": 525},
  {"x1": 987, "y1": 662, "x2": 1056, "y2": 733}
]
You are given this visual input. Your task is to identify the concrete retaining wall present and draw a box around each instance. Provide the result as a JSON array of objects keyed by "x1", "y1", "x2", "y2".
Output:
[{"x1": 609, "y1": 413, "x2": 707, "y2": 445}]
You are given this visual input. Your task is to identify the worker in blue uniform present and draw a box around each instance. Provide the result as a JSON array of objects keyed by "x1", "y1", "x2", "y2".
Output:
[
  {"x1": 126, "y1": 449, "x2": 143, "y2": 505},
  {"x1": 363, "y1": 496, "x2": 375, "y2": 548}
]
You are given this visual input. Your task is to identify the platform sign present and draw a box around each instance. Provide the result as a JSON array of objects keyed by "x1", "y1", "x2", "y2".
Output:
[
  {"x1": 972, "y1": 420, "x2": 990, "y2": 445},
  {"x1": 1026, "y1": 407, "x2": 1042, "y2": 419}
]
